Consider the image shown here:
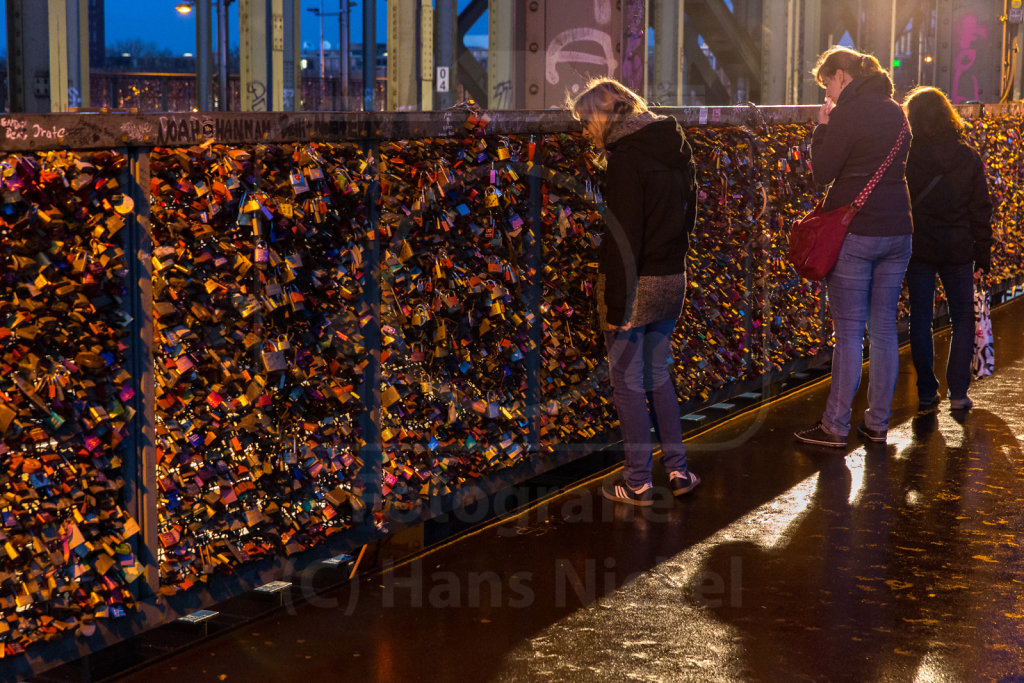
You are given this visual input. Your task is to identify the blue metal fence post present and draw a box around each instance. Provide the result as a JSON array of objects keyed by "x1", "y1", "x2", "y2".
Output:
[
  {"x1": 526, "y1": 151, "x2": 543, "y2": 454},
  {"x1": 358, "y1": 139, "x2": 384, "y2": 524},
  {"x1": 124, "y1": 146, "x2": 160, "y2": 595}
]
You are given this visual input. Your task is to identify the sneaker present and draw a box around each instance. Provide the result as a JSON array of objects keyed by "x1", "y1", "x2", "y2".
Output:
[
  {"x1": 918, "y1": 394, "x2": 941, "y2": 411},
  {"x1": 794, "y1": 422, "x2": 846, "y2": 448},
  {"x1": 602, "y1": 477, "x2": 654, "y2": 506},
  {"x1": 856, "y1": 423, "x2": 887, "y2": 443},
  {"x1": 949, "y1": 396, "x2": 973, "y2": 410},
  {"x1": 668, "y1": 470, "x2": 701, "y2": 496}
]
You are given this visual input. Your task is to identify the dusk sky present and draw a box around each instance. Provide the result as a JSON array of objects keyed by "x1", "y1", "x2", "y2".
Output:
[{"x1": 1, "y1": 1, "x2": 487, "y2": 57}]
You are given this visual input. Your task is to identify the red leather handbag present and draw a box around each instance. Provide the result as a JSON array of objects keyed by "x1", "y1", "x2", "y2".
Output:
[
  {"x1": 787, "y1": 203, "x2": 858, "y2": 280},
  {"x1": 788, "y1": 122, "x2": 909, "y2": 280}
]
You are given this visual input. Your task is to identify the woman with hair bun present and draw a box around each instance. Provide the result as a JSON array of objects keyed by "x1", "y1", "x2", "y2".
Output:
[
  {"x1": 902, "y1": 86, "x2": 992, "y2": 412},
  {"x1": 793, "y1": 47, "x2": 913, "y2": 448}
]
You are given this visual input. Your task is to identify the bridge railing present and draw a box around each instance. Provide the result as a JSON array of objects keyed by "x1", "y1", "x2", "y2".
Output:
[{"x1": 1, "y1": 103, "x2": 1022, "y2": 676}]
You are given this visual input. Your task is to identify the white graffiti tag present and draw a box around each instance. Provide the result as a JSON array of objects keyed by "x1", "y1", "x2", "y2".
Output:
[{"x1": 546, "y1": 28, "x2": 617, "y2": 85}]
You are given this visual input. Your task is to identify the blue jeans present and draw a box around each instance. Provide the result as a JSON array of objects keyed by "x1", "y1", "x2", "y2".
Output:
[
  {"x1": 822, "y1": 233, "x2": 912, "y2": 436},
  {"x1": 906, "y1": 261, "x2": 974, "y2": 401},
  {"x1": 605, "y1": 319, "x2": 688, "y2": 488}
]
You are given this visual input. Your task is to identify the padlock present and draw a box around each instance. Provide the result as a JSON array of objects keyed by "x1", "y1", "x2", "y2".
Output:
[
  {"x1": 484, "y1": 187, "x2": 500, "y2": 208},
  {"x1": 410, "y1": 305, "x2": 429, "y2": 326},
  {"x1": 254, "y1": 240, "x2": 269, "y2": 266},
  {"x1": 289, "y1": 169, "x2": 310, "y2": 194},
  {"x1": 433, "y1": 319, "x2": 447, "y2": 343},
  {"x1": 288, "y1": 286, "x2": 306, "y2": 312}
]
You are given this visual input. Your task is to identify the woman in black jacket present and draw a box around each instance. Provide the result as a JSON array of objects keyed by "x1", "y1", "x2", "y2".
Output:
[
  {"x1": 794, "y1": 47, "x2": 913, "y2": 448},
  {"x1": 903, "y1": 86, "x2": 993, "y2": 411},
  {"x1": 569, "y1": 78, "x2": 700, "y2": 506}
]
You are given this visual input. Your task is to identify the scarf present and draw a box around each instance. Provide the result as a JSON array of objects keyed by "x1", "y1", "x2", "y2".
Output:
[{"x1": 605, "y1": 111, "x2": 665, "y2": 146}]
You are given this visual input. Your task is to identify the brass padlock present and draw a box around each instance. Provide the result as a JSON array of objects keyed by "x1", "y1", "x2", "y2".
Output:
[
  {"x1": 410, "y1": 306, "x2": 425, "y2": 327},
  {"x1": 484, "y1": 187, "x2": 500, "y2": 208}
]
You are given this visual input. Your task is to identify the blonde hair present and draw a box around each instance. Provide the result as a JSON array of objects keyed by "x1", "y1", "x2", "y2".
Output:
[
  {"x1": 812, "y1": 46, "x2": 893, "y2": 96},
  {"x1": 567, "y1": 77, "x2": 649, "y2": 148}
]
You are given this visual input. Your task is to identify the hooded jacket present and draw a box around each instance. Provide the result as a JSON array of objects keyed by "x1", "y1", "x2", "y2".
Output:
[
  {"x1": 600, "y1": 115, "x2": 697, "y2": 327},
  {"x1": 810, "y1": 72, "x2": 913, "y2": 236},
  {"x1": 905, "y1": 133, "x2": 993, "y2": 269}
]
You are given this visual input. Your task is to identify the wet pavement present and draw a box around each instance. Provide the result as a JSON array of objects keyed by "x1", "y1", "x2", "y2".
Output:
[{"x1": 109, "y1": 296, "x2": 1024, "y2": 682}]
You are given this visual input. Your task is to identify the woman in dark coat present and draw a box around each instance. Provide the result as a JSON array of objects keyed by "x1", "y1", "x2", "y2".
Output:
[
  {"x1": 794, "y1": 47, "x2": 913, "y2": 448},
  {"x1": 569, "y1": 77, "x2": 700, "y2": 505},
  {"x1": 903, "y1": 86, "x2": 993, "y2": 411}
]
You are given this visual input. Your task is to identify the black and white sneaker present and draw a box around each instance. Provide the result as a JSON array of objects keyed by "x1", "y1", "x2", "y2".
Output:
[
  {"x1": 794, "y1": 422, "x2": 846, "y2": 448},
  {"x1": 602, "y1": 477, "x2": 654, "y2": 506},
  {"x1": 668, "y1": 470, "x2": 701, "y2": 496}
]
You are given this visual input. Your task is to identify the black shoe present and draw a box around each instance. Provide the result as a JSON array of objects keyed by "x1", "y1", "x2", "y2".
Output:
[
  {"x1": 918, "y1": 394, "x2": 941, "y2": 411},
  {"x1": 667, "y1": 470, "x2": 701, "y2": 496},
  {"x1": 912, "y1": 412, "x2": 938, "y2": 439},
  {"x1": 794, "y1": 422, "x2": 846, "y2": 448},
  {"x1": 857, "y1": 423, "x2": 887, "y2": 443},
  {"x1": 949, "y1": 396, "x2": 973, "y2": 410},
  {"x1": 602, "y1": 477, "x2": 654, "y2": 506}
]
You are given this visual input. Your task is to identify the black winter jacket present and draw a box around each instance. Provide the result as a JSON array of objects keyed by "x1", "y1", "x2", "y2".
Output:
[
  {"x1": 601, "y1": 116, "x2": 697, "y2": 326},
  {"x1": 810, "y1": 73, "x2": 913, "y2": 236},
  {"x1": 905, "y1": 133, "x2": 993, "y2": 269}
]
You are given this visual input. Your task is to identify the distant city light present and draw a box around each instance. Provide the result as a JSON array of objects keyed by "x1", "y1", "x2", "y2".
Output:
[
  {"x1": 175, "y1": 2, "x2": 193, "y2": 15},
  {"x1": 893, "y1": 59, "x2": 901, "y2": 67},
  {"x1": 301, "y1": 59, "x2": 308, "y2": 69},
  {"x1": 183, "y1": 52, "x2": 194, "y2": 57},
  {"x1": 121, "y1": 52, "x2": 131, "y2": 58},
  {"x1": 925, "y1": 56, "x2": 934, "y2": 63}
]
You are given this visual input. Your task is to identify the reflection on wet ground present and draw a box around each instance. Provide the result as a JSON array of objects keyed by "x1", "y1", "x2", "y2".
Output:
[{"x1": 114, "y1": 298, "x2": 1024, "y2": 683}]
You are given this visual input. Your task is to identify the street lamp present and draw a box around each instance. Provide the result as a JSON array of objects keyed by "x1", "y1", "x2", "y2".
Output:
[
  {"x1": 307, "y1": 2, "x2": 334, "y2": 110},
  {"x1": 307, "y1": 2, "x2": 355, "y2": 110},
  {"x1": 179, "y1": 0, "x2": 234, "y2": 111}
]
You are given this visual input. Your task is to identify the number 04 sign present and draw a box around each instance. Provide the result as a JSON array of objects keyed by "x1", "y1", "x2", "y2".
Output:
[{"x1": 436, "y1": 66, "x2": 450, "y2": 93}]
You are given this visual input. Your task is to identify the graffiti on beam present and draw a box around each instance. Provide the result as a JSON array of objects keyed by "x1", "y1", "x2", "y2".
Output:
[
  {"x1": 953, "y1": 14, "x2": 987, "y2": 104},
  {"x1": 2, "y1": 117, "x2": 66, "y2": 142},
  {"x1": 156, "y1": 116, "x2": 272, "y2": 145},
  {"x1": 546, "y1": 28, "x2": 617, "y2": 91},
  {"x1": 492, "y1": 80, "x2": 513, "y2": 109},
  {"x1": 247, "y1": 81, "x2": 268, "y2": 112},
  {"x1": 545, "y1": 0, "x2": 617, "y2": 96},
  {"x1": 620, "y1": 0, "x2": 646, "y2": 92},
  {"x1": 119, "y1": 120, "x2": 154, "y2": 140}
]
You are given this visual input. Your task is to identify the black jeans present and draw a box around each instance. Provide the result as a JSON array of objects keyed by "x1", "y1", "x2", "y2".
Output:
[{"x1": 906, "y1": 261, "x2": 975, "y2": 401}]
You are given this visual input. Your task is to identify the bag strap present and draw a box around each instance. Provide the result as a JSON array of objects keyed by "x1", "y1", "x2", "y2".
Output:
[
  {"x1": 912, "y1": 174, "x2": 943, "y2": 207},
  {"x1": 851, "y1": 121, "x2": 910, "y2": 211}
]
